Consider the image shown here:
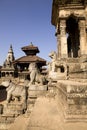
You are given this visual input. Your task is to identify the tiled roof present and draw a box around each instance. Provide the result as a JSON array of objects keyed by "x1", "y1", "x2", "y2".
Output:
[{"x1": 13, "y1": 55, "x2": 46, "y2": 64}]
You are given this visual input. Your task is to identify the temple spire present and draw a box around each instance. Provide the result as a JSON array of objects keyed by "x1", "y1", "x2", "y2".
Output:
[
  {"x1": 3, "y1": 44, "x2": 15, "y2": 68},
  {"x1": 7, "y1": 44, "x2": 15, "y2": 61}
]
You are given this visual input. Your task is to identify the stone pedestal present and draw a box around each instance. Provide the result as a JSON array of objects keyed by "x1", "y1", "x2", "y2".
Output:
[
  {"x1": 0, "y1": 102, "x2": 26, "y2": 129},
  {"x1": 3, "y1": 102, "x2": 25, "y2": 116},
  {"x1": 26, "y1": 85, "x2": 48, "y2": 114},
  {"x1": 57, "y1": 80, "x2": 87, "y2": 122},
  {"x1": 0, "y1": 114, "x2": 15, "y2": 130}
]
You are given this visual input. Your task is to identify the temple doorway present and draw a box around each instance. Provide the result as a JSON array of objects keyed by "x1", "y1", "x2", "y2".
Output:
[{"x1": 66, "y1": 15, "x2": 80, "y2": 58}]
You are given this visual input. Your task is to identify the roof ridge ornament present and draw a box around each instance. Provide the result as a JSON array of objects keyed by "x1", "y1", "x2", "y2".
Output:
[
  {"x1": 30, "y1": 42, "x2": 33, "y2": 46},
  {"x1": 10, "y1": 44, "x2": 12, "y2": 49}
]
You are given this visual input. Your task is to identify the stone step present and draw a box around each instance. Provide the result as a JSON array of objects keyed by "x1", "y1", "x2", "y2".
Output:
[
  {"x1": 4, "y1": 109, "x2": 24, "y2": 116},
  {"x1": 3, "y1": 103, "x2": 25, "y2": 116},
  {"x1": 0, "y1": 114, "x2": 15, "y2": 124}
]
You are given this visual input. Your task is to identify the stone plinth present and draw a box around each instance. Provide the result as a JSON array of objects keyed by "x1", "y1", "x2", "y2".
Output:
[
  {"x1": 57, "y1": 80, "x2": 87, "y2": 121},
  {"x1": 0, "y1": 114, "x2": 15, "y2": 130},
  {"x1": 27, "y1": 85, "x2": 48, "y2": 114},
  {"x1": 29, "y1": 84, "x2": 47, "y2": 91},
  {"x1": 28, "y1": 85, "x2": 48, "y2": 98},
  {"x1": 0, "y1": 102, "x2": 26, "y2": 129},
  {"x1": 3, "y1": 102, "x2": 25, "y2": 116},
  {"x1": 68, "y1": 62, "x2": 87, "y2": 79},
  {"x1": 48, "y1": 71, "x2": 67, "y2": 81}
]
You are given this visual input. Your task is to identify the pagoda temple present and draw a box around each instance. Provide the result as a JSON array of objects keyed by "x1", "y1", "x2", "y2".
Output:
[{"x1": 13, "y1": 43, "x2": 46, "y2": 79}]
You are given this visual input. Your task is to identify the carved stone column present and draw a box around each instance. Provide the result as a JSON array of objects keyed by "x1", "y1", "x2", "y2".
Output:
[
  {"x1": 57, "y1": 33, "x2": 61, "y2": 58},
  {"x1": 79, "y1": 20, "x2": 87, "y2": 55},
  {"x1": 56, "y1": 23, "x2": 61, "y2": 58},
  {"x1": 60, "y1": 20, "x2": 68, "y2": 58}
]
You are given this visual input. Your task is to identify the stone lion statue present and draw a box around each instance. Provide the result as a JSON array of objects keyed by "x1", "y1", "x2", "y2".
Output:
[
  {"x1": 49, "y1": 51, "x2": 57, "y2": 61},
  {"x1": 1, "y1": 80, "x2": 27, "y2": 104},
  {"x1": 47, "y1": 51, "x2": 68, "y2": 80},
  {"x1": 28, "y1": 63, "x2": 47, "y2": 85},
  {"x1": 48, "y1": 51, "x2": 57, "y2": 72}
]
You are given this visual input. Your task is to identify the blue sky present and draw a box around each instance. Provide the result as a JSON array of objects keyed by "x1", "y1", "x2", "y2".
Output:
[{"x1": 0, "y1": 0, "x2": 57, "y2": 65}]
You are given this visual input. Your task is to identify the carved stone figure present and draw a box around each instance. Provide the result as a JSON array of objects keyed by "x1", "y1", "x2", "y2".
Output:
[
  {"x1": 48, "y1": 51, "x2": 57, "y2": 72},
  {"x1": 48, "y1": 51, "x2": 68, "y2": 80},
  {"x1": 28, "y1": 63, "x2": 47, "y2": 85},
  {"x1": 1, "y1": 80, "x2": 27, "y2": 104}
]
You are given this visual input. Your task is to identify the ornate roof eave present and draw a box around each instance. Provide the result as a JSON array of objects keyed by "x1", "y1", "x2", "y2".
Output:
[
  {"x1": 13, "y1": 60, "x2": 46, "y2": 65},
  {"x1": 13, "y1": 55, "x2": 46, "y2": 65},
  {"x1": 1, "y1": 68, "x2": 15, "y2": 71},
  {"x1": 51, "y1": 0, "x2": 58, "y2": 26},
  {"x1": 21, "y1": 43, "x2": 40, "y2": 54}
]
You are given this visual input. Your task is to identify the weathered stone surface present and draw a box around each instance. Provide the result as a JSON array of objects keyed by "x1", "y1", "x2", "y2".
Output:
[
  {"x1": 26, "y1": 96, "x2": 87, "y2": 130},
  {"x1": 8, "y1": 115, "x2": 30, "y2": 130},
  {"x1": 29, "y1": 85, "x2": 47, "y2": 91}
]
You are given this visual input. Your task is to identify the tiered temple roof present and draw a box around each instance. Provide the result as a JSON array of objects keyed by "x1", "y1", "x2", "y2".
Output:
[
  {"x1": 21, "y1": 42, "x2": 39, "y2": 55},
  {"x1": 13, "y1": 43, "x2": 46, "y2": 67}
]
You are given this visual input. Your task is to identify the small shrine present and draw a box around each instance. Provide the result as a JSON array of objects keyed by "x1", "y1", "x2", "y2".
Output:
[
  {"x1": 13, "y1": 42, "x2": 46, "y2": 79},
  {"x1": 1, "y1": 45, "x2": 15, "y2": 78}
]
